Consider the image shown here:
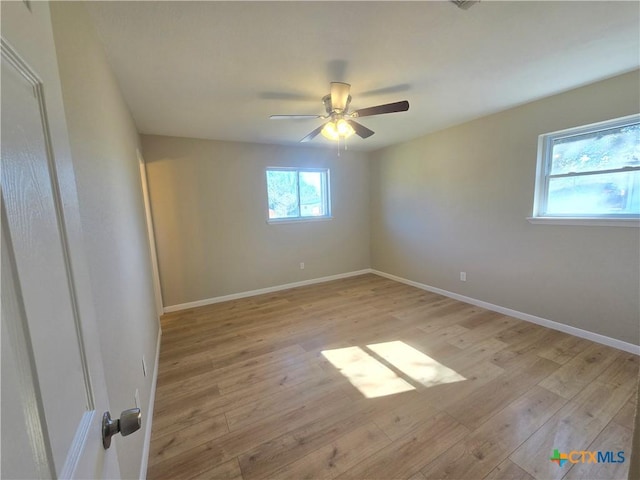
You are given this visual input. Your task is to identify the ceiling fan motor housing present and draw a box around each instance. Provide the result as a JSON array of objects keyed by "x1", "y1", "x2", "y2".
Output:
[
  {"x1": 329, "y1": 82, "x2": 352, "y2": 113},
  {"x1": 323, "y1": 94, "x2": 352, "y2": 115}
]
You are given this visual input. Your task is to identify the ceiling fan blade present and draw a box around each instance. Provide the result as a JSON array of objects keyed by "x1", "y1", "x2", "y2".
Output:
[
  {"x1": 330, "y1": 82, "x2": 351, "y2": 112},
  {"x1": 270, "y1": 115, "x2": 322, "y2": 120},
  {"x1": 300, "y1": 123, "x2": 326, "y2": 143},
  {"x1": 353, "y1": 100, "x2": 409, "y2": 118},
  {"x1": 347, "y1": 120, "x2": 375, "y2": 139}
]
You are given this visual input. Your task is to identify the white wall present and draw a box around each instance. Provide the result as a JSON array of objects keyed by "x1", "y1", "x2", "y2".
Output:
[
  {"x1": 371, "y1": 70, "x2": 640, "y2": 345},
  {"x1": 141, "y1": 135, "x2": 371, "y2": 308},
  {"x1": 50, "y1": 3, "x2": 160, "y2": 478}
]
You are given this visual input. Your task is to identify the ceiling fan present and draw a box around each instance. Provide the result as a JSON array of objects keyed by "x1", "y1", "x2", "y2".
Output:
[{"x1": 270, "y1": 82, "x2": 409, "y2": 143}]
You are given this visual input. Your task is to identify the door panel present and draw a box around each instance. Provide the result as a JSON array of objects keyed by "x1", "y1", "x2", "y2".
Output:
[
  {"x1": 1, "y1": 32, "x2": 119, "y2": 479},
  {"x1": 1, "y1": 207, "x2": 53, "y2": 479},
  {"x1": 2, "y1": 44, "x2": 90, "y2": 475}
]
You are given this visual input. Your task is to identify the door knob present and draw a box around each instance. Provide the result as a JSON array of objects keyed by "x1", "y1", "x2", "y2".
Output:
[{"x1": 102, "y1": 408, "x2": 141, "y2": 449}]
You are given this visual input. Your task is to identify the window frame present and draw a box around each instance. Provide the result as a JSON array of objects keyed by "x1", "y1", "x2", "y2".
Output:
[
  {"x1": 265, "y1": 167, "x2": 332, "y2": 224},
  {"x1": 530, "y1": 113, "x2": 640, "y2": 227}
]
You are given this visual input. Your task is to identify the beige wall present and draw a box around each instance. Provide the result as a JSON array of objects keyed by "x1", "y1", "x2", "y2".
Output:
[
  {"x1": 50, "y1": 3, "x2": 160, "y2": 478},
  {"x1": 142, "y1": 135, "x2": 371, "y2": 307},
  {"x1": 371, "y1": 70, "x2": 640, "y2": 345}
]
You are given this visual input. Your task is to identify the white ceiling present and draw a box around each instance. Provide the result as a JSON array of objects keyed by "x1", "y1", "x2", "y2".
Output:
[{"x1": 85, "y1": 1, "x2": 640, "y2": 151}]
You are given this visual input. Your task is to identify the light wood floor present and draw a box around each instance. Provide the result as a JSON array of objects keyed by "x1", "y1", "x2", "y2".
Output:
[{"x1": 147, "y1": 274, "x2": 638, "y2": 480}]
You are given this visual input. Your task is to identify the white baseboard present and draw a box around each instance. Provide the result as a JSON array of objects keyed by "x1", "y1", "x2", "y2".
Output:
[
  {"x1": 139, "y1": 326, "x2": 162, "y2": 480},
  {"x1": 162, "y1": 267, "x2": 639, "y2": 355},
  {"x1": 163, "y1": 269, "x2": 373, "y2": 313},
  {"x1": 371, "y1": 269, "x2": 640, "y2": 356}
]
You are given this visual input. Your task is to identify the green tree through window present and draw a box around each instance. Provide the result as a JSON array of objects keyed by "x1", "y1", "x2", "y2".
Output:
[{"x1": 266, "y1": 168, "x2": 330, "y2": 220}]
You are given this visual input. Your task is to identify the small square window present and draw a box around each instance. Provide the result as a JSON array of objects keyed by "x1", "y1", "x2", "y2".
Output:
[
  {"x1": 532, "y1": 114, "x2": 640, "y2": 224},
  {"x1": 266, "y1": 168, "x2": 331, "y2": 222}
]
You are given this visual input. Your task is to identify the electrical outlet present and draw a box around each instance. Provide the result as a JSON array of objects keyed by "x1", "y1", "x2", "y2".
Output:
[
  {"x1": 300, "y1": 262, "x2": 305, "y2": 270},
  {"x1": 460, "y1": 272, "x2": 467, "y2": 282},
  {"x1": 142, "y1": 355, "x2": 147, "y2": 377}
]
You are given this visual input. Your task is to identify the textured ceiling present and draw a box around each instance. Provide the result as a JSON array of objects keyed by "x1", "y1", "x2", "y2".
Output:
[{"x1": 85, "y1": 1, "x2": 640, "y2": 151}]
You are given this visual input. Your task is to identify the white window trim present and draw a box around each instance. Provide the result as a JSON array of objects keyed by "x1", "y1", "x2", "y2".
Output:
[
  {"x1": 527, "y1": 217, "x2": 639, "y2": 227},
  {"x1": 265, "y1": 167, "x2": 332, "y2": 223},
  {"x1": 531, "y1": 113, "x2": 640, "y2": 226},
  {"x1": 266, "y1": 216, "x2": 334, "y2": 225}
]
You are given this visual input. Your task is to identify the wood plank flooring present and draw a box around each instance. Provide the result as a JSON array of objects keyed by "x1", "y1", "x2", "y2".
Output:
[{"x1": 147, "y1": 274, "x2": 638, "y2": 480}]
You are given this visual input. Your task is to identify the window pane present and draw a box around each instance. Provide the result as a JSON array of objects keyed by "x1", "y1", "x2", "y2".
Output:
[
  {"x1": 550, "y1": 123, "x2": 640, "y2": 175},
  {"x1": 266, "y1": 170, "x2": 299, "y2": 219},
  {"x1": 299, "y1": 171, "x2": 326, "y2": 217},
  {"x1": 546, "y1": 170, "x2": 640, "y2": 215}
]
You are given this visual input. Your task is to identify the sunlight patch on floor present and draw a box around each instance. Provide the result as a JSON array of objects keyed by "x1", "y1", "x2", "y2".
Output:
[
  {"x1": 321, "y1": 341, "x2": 466, "y2": 398},
  {"x1": 367, "y1": 340, "x2": 466, "y2": 387},
  {"x1": 321, "y1": 346, "x2": 415, "y2": 398}
]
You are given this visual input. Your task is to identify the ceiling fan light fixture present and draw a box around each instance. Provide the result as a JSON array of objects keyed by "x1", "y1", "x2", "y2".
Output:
[
  {"x1": 272, "y1": 81, "x2": 408, "y2": 143},
  {"x1": 321, "y1": 118, "x2": 355, "y2": 140}
]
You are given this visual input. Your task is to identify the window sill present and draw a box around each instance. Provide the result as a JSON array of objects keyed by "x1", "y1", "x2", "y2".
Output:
[
  {"x1": 527, "y1": 217, "x2": 640, "y2": 227},
  {"x1": 267, "y1": 216, "x2": 333, "y2": 225}
]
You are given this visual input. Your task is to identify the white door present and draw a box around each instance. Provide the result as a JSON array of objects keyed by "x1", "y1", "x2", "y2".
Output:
[{"x1": 1, "y1": 15, "x2": 121, "y2": 480}]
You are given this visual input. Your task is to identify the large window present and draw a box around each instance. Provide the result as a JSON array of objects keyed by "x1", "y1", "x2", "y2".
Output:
[
  {"x1": 266, "y1": 167, "x2": 331, "y2": 221},
  {"x1": 532, "y1": 114, "x2": 640, "y2": 224}
]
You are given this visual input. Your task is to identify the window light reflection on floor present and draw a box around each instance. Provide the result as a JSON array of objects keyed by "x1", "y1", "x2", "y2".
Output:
[
  {"x1": 367, "y1": 340, "x2": 466, "y2": 388},
  {"x1": 321, "y1": 346, "x2": 415, "y2": 398},
  {"x1": 321, "y1": 341, "x2": 466, "y2": 398}
]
